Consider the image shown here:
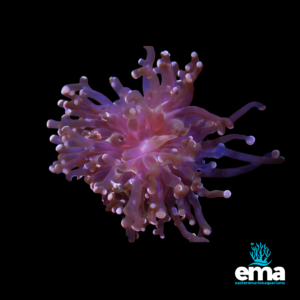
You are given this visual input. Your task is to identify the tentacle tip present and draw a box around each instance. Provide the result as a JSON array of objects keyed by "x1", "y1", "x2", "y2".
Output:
[
  {"x1": 204, "y1": 229, "x2": 211, "y2": 235},
  {"x1": 56, "y1": 144, "x2": 63, "y2": 151},
  {"x1": 259, "y1": 105, "x2": 266, "y2": 111},
  {"x1": 189, "y1": 220, "x2": 195, "y2": 226},
  {"x1": 150, "y1": 203, "x2": 156, "y2": 209},
  {"x1": 246, "y1": 136, "x2": 255, "y2": 145},
  {"x1": 62, "y1": 168, "x2": 69, "y2": 175},
  {"x1": 61, "y1": 125, "x2": 70, "y2": 132},
  {"x1": 272, "y1": 150, "x2": 280, "y2": 158},
  {"x1": 131, "y1": 71, "x2": 138, "y2": 79},
  {"x1": 178, "y1": 209, "x2": 186, "y2": 217},
  {"x1": 224, "y1": 190, "x2": 231, "y2": 198},
  {"x1": 161, "y1": 50, "x2": 169, "y2": 56},
  {"x1": 61, "y1": 85, "x2": 70, "y2": 95},
  {"x1": 158, "y1": 156, "x2": 164, "y2": 163},
  {"x1": 57, "y1": 99, "x2": 65, "y2": 106},
  {"x1": 156, "y1": 211, "x2": 166, "y2": 219},
  {"x1": 185, "y1": 73, "x2": 193, "y2": 83},
  {"x1": 196, "y1": 61, "x2": 203, "y2": 68},
  {"x1": 129, "y1": 108, "x2": 136, "y2": 115},
  {"x1": 147, "y1": 187, "x2": 155, "y2": 195}
]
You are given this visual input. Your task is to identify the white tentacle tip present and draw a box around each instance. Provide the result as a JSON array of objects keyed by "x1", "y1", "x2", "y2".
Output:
[
  {"x1": 272, "y1": 150, "x2": 280, "y2": 158},
  {"x1": 161, "y1": 50, "x2": 169, "y2": 56},
  {"x1": 57, "y1": 99, "x2": 65, "y2": 106},
  {"x1": 185, "y1": 73, "x2": 193, "y2": 83},
  {"x1": 224, "y1": 190, "x2": 231, "y2": 198},
  {"x1": 211, "y1": 161, "x2": 217, "y2": 169},
  {"x1": 131, "y1": 71, "x2": 138, "y2": 79},
  {"x1": 246, "y1": 136, "x2": 255, "y2": 145},
  {"x1": 61, "y1": 86, "x2": 70, "y2": 94},
  {"x1": 189, "y1": 220, "x2": 195, "y2": 226},
  {"x1": 171, "y1": 207, "x2": 178, "y2": 216},
  {"x1": 204, "y1": 229, "x2": 211, "y2": 235},
  {"x1": 56, "y1": 144, "x2": 63, "y2": 151},
  {"x1": 196, "y1": 61, "x2": 203, "y2": 68},
  {"x1": 157, "y1": 156, "x2": 164, "y2": 163},
  {"x1": 156, "y1": 211, "x2": 166, "y2": 219},
  {"x1": 129, "y1": 108, "x2": 136, "y2": 115},
  {"x1": 62, "y1": 168, "x2": 69, "y2": 175},
  {"x1": 107, "y1": 193, "x2": 114, "y2": 201}
]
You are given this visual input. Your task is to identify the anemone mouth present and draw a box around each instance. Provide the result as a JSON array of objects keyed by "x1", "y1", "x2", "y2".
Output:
[{"x1": 48, "y1": 46, "x2": 284, "y2": 242}]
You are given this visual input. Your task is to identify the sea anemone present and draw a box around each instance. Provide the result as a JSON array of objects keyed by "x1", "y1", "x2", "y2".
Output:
[{"x1": 47, "y1": 46, "x2": 284, "y2": 242}]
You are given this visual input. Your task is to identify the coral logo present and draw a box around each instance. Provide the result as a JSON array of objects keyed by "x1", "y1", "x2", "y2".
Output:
[
  {"x1": 235, "y1": 243, "x2": 285, "y2": 285},
  {"x1": 249, "y1": 242, "x2": 272, "y2": 266}
]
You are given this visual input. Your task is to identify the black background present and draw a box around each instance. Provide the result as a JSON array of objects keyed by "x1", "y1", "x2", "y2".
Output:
[{"x1": 29, "y1": 7, "x2": 295, "y2": 290}]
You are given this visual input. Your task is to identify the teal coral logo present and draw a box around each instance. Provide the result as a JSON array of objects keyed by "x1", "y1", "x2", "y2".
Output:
[
  {"x1": 235, "y1": 242, "x2": 285, "y2": 284},
  {"x1": 249, "y1": 243, "x2": 272, "y2": 266}
]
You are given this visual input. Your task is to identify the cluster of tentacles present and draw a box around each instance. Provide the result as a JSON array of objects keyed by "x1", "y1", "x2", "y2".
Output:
[{"x1": 47, "y1": 46, "x2": 284, "y2": 242}]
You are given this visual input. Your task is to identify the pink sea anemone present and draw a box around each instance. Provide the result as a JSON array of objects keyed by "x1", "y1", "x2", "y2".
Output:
[{"x1": 47, "y1": 46, "x2": 284, "y2": 242}]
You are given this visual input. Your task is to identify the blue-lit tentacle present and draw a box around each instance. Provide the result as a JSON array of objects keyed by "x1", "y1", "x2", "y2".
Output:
[
  {"x1": 201, "y1": 163, "x2": 259, "y2": 178},
  {"x1": 229, "y1": 102, "x2": 266, "y2": 123}
]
